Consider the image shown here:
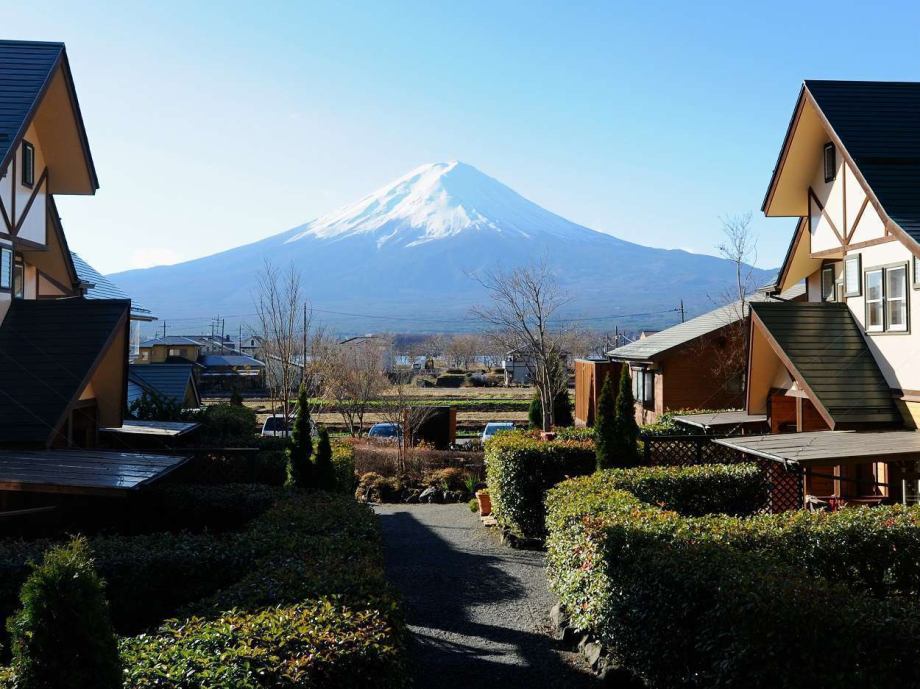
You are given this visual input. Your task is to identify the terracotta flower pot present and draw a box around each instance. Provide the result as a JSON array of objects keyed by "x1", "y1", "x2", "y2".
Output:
[
  {"x1": 541, "y1": 431, "x2": 557, "y2": 442},
  {"x1": 476, "y1": 490, "x2": 492, "y2": 516}
]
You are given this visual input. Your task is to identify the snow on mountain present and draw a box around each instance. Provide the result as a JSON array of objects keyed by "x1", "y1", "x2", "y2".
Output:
[
  {"x1": 284, "y1": 161, "x2": 596, "y2": 247},
  {"x1": 109, "y1": 162, "x2": 774, "y2": 332}
]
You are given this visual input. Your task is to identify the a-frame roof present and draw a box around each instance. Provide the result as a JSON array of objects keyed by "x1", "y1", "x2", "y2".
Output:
[
  {"x1": 0, "y1": 298, "x2": 128, "y2": 446},
  {"x1": 764, "y1": 79, "x2": 920, "y2": 254},
  {"x1": 0, "y1": 40, "x2": 97, "y2": 193},
  {"x1": 749, "y1": 301, "x2": 900, "y2": 428}
]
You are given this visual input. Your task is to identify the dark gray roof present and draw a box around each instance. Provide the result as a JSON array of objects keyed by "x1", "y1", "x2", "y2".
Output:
[
  {"x1": 140, "y1": 336, "x2": 204, "y2": 347},
  {"x1": 0, "y1": 298, "x2": 128, "y2": 445},
  {"x1": 200, "y1": 354, "x2": 264, "y2": 368},
  {"x1": 70, "y1": 252, "x2": 154, "y2": 320},
  {"x1": 806, "y1": 80, "x2": 920, "y2": 242},
  {"x1": 608, "y1": 283, "x2": 806, "y2": 361},
  {"x1": 0, "y1": 40, "x2": 96, "y2": 188},
  {"x1": 751, "y1": 301, "x2": 900, "y2": 427},
  {"x1": 128, "y1": 364, "x2": 199, "y2": 408}
]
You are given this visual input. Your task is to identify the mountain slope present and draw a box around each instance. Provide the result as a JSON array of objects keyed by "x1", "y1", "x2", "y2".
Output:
[{"x1": 110, "y1": 162, "x2": 774, "y2": 332}]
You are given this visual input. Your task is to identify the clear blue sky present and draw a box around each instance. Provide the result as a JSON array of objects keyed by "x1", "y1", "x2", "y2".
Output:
[{"x1": 5, "y1": 1, "x2": 920, "y2": 274}]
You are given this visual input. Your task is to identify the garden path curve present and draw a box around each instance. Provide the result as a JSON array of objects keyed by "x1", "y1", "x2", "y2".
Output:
[{"x1": 375, "y1": 503, "x2": 599, "y2": 687}]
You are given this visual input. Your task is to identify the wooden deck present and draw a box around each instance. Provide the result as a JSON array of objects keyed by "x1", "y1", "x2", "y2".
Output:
[
  {"x1": 0, "y1": 450, "x2": 189, "y2": 496},
  {"x1": 714, "y1": 430, "x2": 920, "y2": 465}
]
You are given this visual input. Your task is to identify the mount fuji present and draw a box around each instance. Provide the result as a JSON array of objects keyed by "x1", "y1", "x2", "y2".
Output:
[{"x1": 109, "y1": 162, "x2": 774, "y2": 332}]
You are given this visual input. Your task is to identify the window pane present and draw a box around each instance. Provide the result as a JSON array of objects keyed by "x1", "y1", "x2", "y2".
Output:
[
  {"x1": 887, "y1": 298, "x2": 907, "y2": 329},
  {"x1": 868, "y1": 301, "x2": 884, "y2": 328},
  {"x1": 0, "y1": 249, "x2": 9, "y2": 289},
  {"x1": 867, "y1": 271, "x2": 883, "y2": 301},
  {"x1": 845, "y1": 257, "x2": 859, "y2": 295},
  {"x1": 822, "y1": 267, "x2": 835, "y2": 301},
  {"x1": 887, "y1": 267, "x2": 906, "y2": 300}
]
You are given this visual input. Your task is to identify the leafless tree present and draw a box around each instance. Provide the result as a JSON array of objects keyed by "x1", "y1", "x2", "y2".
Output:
[
  {"x1": 378, "y1": 378, "x2": 436, "y2": 475},
  {"x1": 710, "y1": 212, "x2": 759, "y2": 390},
  {"x1": 472, "y1": 261, "x2": 570, "y2": 430},
  {"x1": 316, "y1": 335, "x2": 390, "y2": 436},
  {"x1": 255, "y1": 260, "x2": 310, "y2": 432},
  {"x1": 445, "y1": 333, "x2": 482, "y2": 370}
]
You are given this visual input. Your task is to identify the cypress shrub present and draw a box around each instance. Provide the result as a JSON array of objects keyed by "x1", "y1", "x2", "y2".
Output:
[
  {"x1": 594, "y1": 374, "x2": 617, "y2": 470},
  {"x1": 286, "y1": 385, "x2": 313, "y2": 490},
  {"x1": 7, "y1": 537, "x2": 121, "y2": 689},
  {"x1": 528, "y1": 391, "x2": 574, "y2": 429},
  {"x1": 527, "y1": 394, "x2": 542, "y2": 429},
  {"x1": 314, "y1": 427, "x2": 336, "y2": 491},
  {"x1": 614, "y1": 365, "x2": 640, "y2": 464},
  {"x1": 484, "y1": 430, "x2": 595, "y2": 539}
]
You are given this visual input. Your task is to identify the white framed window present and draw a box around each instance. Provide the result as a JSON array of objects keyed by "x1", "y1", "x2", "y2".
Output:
[
  {"x1": 845, "y1": 255, "x2": 861, "y2": 297},
  {"x1": 821, "y1": 265, "x2": 836, "y2": 302},
  {"x1": 823, "y1": 143, "x2": 837, "y2": 183},
  {"x1": 886, "y1": 266, "x2": 908, "y2": 332},
  {"x1": 643, "y1": 370, "x2": 654, "y2": 405},
  {"x1": 12, "y1": 257, "x2": 22, "y2": 298},
  {"x1": 866, "y1": 269, "x2": 883, "y2": 332},
  {"x1": 0, "y1": 247, "x2": 11, "y2": 290},
  {"x1": 865, "y1": 265, "x2": 909, "y2": 333},
  {"x1": 913, "y1": 255, "x2": 920, "y2": 289}
]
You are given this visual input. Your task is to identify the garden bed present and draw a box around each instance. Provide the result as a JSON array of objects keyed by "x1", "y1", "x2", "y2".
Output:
[
  {"x1": 545, "y1": 464, "x2": 920, "y2": 688},
  {"x1": 0, "y1": 455, "x2": 405, "y2": 687}
]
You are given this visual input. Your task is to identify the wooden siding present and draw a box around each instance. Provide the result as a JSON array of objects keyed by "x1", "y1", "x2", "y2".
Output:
[{"x1": 574, "y1": 359, "x2": 620, "y2": 427}]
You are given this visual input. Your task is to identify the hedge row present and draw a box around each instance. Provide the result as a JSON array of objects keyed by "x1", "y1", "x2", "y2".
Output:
[
  {"x1": 545, "y1": 465, "x2": 920, "y2": 689},
  {"x1": 484, "y1": 430, "x2": 595, "y2": 539},
  {"x1": 0, "y1": 490, "x2": 406, "y2": 688},
  {"x1": 181, "y1": 441, "x2": 356, "y2": 492}
]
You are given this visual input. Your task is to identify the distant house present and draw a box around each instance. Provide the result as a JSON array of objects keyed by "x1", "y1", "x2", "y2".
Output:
[
  {"x1": 502, "y1": 349, "x2": 569, "y2": 386},
  {"x1": 137, "y1": 336, "x2": 204, "y2": 364},
  {"x1": 606, "y1": 285, "x2": 805, "y2": 425},
  {"x1": 127, "y1": 363, "x2": 200, "y2": 411},
  {"x1": 198, "y1": 353, "x2": 265, "y2": 390}
]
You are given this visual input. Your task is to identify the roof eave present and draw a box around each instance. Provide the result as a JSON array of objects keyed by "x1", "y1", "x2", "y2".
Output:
[{"x1": 762, "y1": 83, "x2": 808, "y2": 215}]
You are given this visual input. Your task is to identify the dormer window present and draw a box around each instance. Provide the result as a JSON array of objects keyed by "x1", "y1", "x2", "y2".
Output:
[{"x1": 823, "y1": 142, "x2": 836, "y2": 183}]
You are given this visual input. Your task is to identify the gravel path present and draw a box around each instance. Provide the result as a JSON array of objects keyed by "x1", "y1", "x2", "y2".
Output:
[{"x1": 375, "y1": 503, "x2": 599, "y2": 687}]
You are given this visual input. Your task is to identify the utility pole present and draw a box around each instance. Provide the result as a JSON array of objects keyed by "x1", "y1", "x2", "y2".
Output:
[
  {"x1": 679, "y1": 300, "x2": 685, "y2": 323},
  {"x1": 162, "y1": 321, "x2": 166, "y2": 337},
  {"x1": 239, "y1": 323, "x2": 243, "y2": 354}
]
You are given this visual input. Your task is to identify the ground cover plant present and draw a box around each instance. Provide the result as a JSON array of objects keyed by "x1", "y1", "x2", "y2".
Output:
[
  {"x1": 0, "y1": 473, "x2": 405, "y2": 687},
  {"x1": 545, "y1": 464, "x2": 920, "y2": 689}
]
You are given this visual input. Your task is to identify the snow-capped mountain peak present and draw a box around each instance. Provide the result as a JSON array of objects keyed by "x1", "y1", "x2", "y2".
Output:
[{"x1": 284, "y1": 161, "x2": 591, "y2": 248}]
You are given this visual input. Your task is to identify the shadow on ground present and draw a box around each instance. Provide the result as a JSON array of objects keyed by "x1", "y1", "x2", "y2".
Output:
[{"x1": 376, "y1": 506, "x2": 600, "y2": 688}]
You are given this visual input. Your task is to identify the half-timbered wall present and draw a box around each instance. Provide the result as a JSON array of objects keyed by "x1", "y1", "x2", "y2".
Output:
[
  {"x1": 808, "y1": 157, "x2": 886, "y2": 256},
  {"x1": 0, "y1": 124, "x2": 49, "y2": 248}
]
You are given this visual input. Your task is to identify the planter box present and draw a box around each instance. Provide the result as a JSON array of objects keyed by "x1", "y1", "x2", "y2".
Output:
[{"x1": 475, "y1": 489, "x2": 492, "y2": 516}]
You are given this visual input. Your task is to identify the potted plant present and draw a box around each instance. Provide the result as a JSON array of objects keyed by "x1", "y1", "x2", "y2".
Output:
[{"x1": 476, "y1": 489, "x2": 492, "y2": 516}]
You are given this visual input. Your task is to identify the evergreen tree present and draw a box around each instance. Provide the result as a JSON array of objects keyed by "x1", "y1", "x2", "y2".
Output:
[
  {"x1": 528, "y1": 393, "x2": 542, "y2": 429},
  {"x1": 594, "y1": 373, "x2": 617, "y2": 470},
  {"x1": 614, "y1": 365, "x2": 640, "y2": 464},
  {"x1": 286, "y1": 385, "x2": 313, "y2": 490},
  {"x1": 229, "y1": 386, "x2": 244, "y2": 406},
  {"x1": 553, "y1": 390, "x2": 574, "y2": 427},
  {"x1": 314, "y1": 427, "x2": 336, "y2": 491},
  {"x1": 7, "y1": 537, "x2": 121, "y2": 689}
]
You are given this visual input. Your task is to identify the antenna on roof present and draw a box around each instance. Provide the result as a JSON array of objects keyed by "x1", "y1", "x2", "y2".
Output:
[{"x1": 679, "y1": 300, "x2": 685, "y2": 323}]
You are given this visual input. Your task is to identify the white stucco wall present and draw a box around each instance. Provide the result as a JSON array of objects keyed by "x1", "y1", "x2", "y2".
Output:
[{"x1": 13, "y1": 124, "x2": 47, "y2": 246}]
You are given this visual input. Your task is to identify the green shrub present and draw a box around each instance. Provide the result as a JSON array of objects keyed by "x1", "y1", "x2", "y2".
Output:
[
  {"x1": 194, "y1": 403, "x2": 258, "y2": 446},
  {"x1": 314, "y1": 428, "x2": 336, "y2": 491},
  {"x1": 286, "y1": 386, "x2": 313, "y2": 490},
  {"x1": 183, "y1": 449, "x2": 287, "y2": 485},
  {"x1": 545, "y1": 465, "x2": 920, "y2": 689},
  {"x1": 613, "y1": 365, "x2": 639, "y2": 464},
  {"x1": 7, "y1": 537, "x2": 121, "y2": 689},
  {"x1": 331, "y1": 441, "x2": 356, "y2": 494},
  {"x1": 129, "y1": 389, "x2": 182, "y2": 422},
  {"x1": 122, "y1": 599, "x2": 405, "y2": 689},
  {"x1": 527, "y1": 392, "x2": 574, "y2": 429},
  {"x1": 484, "y1": 430, "x2": 595, "y2": 539},
  {"x1": 594, "y1": 373, "x2": 617, "y2": 469},
  {"x1": 555, "y1": 426, "x2": 595, "y2": 441}
]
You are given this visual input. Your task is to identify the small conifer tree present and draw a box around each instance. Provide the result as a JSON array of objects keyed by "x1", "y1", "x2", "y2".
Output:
[
  {"x1": 594, "y1": 373, "x2": 617, "y2": 470},
  {"x1": 7, "y1": 537, "x2": 121, "y2": 689},
  {"x1": 286, "y1": 385, "x2": 313, "y2": 489},
  {"x1": 614, "y1": 365, "x2": 640, "y2": 464},
  {"x1": 553, "y1": 390, "x2": 574, "y2": 427},
  {"x1": 528, "y1": 393, "x2": 542, "y2": 429},
  {"x1": 314, "y1": 427, "x2": 336, "y2": 491}
]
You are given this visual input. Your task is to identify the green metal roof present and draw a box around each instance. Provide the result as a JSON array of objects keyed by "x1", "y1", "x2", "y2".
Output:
[{"x1": 751, "y1": 301, "x2": 900, "y2": 427}]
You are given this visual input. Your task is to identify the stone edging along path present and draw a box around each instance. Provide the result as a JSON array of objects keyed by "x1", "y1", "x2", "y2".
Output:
[{"x1": 374, "y1": 503, "x2": 600, "y2": 688}]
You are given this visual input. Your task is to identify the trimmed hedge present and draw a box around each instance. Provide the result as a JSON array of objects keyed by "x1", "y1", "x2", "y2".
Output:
[
  {"x1": 546, "y1": 465, "x2": 920, "y2": 689},
  {"x1": 0, "y1": 491, "x2": 406, "y2": 688},
  {"x1": 485, "y1": 430, "x2": 595, "y2": 539}
]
